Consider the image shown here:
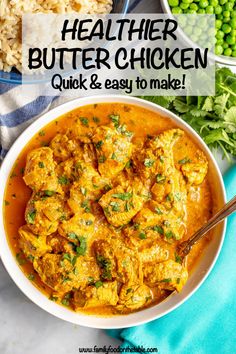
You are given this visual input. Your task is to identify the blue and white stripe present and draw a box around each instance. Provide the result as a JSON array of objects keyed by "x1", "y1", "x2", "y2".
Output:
[{"x1": 0, "y1": 0, "x2": 143, "y2": 162}]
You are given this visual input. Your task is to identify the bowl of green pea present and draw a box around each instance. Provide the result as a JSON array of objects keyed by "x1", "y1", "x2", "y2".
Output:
[{"x1": 161, "y1": 0, "x2": 236, "y2": 65}]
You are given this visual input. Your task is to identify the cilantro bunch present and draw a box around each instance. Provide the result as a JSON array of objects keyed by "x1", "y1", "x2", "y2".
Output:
[{"x1": 141, "y1": 67, "x2": 236, "y2": 161}]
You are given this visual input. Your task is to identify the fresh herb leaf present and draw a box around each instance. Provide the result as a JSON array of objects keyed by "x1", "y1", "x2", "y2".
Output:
[
  {"x1": 112, "y1": 192, "x2": 132, "y2": 201},
  {"x1": 58, "y1": 176, "x2": 69, "y2": 185},
  {"x1": 178, "y1": 157, "x2": 191, "y2": 165},
  {"x1": 144, "y1": 158, "x2": 155, "y2": 167},
  {"x1": 80, "y1": 117, "x2": 89, "y2": 126},
  {"x1": 76, "y1": 237, "x2": 87, "y2": 256},
  {"x1": 94, "y1": 280, "x2": 103, "y2": 288},
  {"x1": 27, "y1": 210, "x2": 36, "y2": 224}
]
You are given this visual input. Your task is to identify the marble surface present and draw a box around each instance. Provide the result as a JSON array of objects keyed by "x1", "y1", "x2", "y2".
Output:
[{"x1": 0, "y1": 1, "x2": 235, "y2": 353}]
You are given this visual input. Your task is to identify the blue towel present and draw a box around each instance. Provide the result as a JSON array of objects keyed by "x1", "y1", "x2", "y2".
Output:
[{"x1": 108, "y1": 166, "x2": 236, "y2": 353}]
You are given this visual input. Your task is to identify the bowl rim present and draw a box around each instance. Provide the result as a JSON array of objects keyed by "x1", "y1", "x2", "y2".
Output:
[
  {"x1": 0, "y1": 95, "x2": 227, "y2": 329},
  {"x1": 160, "y1": 0, "x2": 236, "y2": 67}
]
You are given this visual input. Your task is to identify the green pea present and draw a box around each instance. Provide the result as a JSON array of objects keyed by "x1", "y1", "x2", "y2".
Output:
[
  {"x1": 216, "y1": 38, "x2": 224, "y2": 45},
  {"x1": 210, "y1": 0, "x2": 218, "y2": 5},
  {"x1": 205, "y1": 5, "x2": 214, "y2": 13},
  {"x1": 194, "y1": 27, "x2": 202, "y2": 36},
  {"x1": 169, "y1": 0, "x2": 179, "y2": 7},
  {"x1": 232, "y1": 50, "x2": 236, "y2": 57},
  {"x1": 224, "y1": 3, "x2": 234, "y2": 11},
  {"x1": 230, "y1": 29, "x2": 236, "y2": 37},
  {"x1": 199, "y1": 0, "x2": 208, "y2": 7},
  {"x1": 216, "y1": 30, "x2": 224, "y2": 39},
  {"x1": 188, "y1": 9, "x2": 197, "y2": 12},
  {"x1": 224, "y1": 48, "x2": 232, "y2": 56},
  {"x1": 189, "y1": 3, "x2": 198, "y2": 9},
  {"x1": 226, "y1": 35, "x2": 235, "y2": 45},
  {"x1": 215, "y1": 5, "x2": 222, "y2": 14},
  {"x1": 231, "y1": 44, "x2": 236, "y2": 50},
  {"x1": 172, "y1": 6, "x2": 183, "y2": 13},
  {"x1": 229, "y1": 19, "x2": 236, "y2": 29},
  {"x1": 180, "y1": 2, "x2": 190, "y2": 9},
  {"x1": 185, "y1": 25, "x2": 193, "y2": 35},
  {"x1": 215, "y1": 44, "x2": 224, "y2": 55},
  {"x1": 216, "y1": 19, "x2": 222, "y2": 29},
  {"x1": 222, "y1": 42, "x2": 229, "y2": 49},
  {"x1": 219, "y1": 0, "x2": 227, "y2": 4},
  {"x1": 198, "y1": 8, "x2": 206, "y2": 13},
  {"x1": 223, "y1": 10, "x2": 230, "y2": 17},
  {"x1": 222, "y1": 23, "x2": 232, "y2": 33}
]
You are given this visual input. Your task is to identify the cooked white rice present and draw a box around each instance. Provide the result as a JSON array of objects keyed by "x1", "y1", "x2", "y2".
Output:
[{"x1": 0, "y1": 0, "x2": 113, "y2": 72}]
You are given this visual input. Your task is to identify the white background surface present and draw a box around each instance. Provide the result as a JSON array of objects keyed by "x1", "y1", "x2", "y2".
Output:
[{"x1": 0, "y1": 0, "x2": 236, "y2": 353}]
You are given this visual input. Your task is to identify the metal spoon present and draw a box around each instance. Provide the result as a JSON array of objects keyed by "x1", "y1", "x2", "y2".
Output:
[{"x1": 178, "y1": 195, "x2": 236, "y2": 259}]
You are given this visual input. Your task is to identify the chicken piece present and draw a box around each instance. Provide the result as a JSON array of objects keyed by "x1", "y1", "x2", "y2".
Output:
[
  {"x1": 47, "y1": 234, "x2": 75, "y2": 254},
  {"x1": 144, "y1": 259, "x2": 188, "y2": 292},
  {"x1": 33, "y1": 254, "x2": 100, "y2": 293},
  {"x1": 73, "y1": 281, "x2": 119, "y2": 309},
  {"x1": 18, "y1": 225, "x2": 51, "y2": 259},
  {"x1": 133, "y1": 129, "x2": 183, "y2": 185},
  {"x1": 58, "y1": 213, "x2": 95, "y2": 248},
  {"x1": 25, "y1": 194, "x2": 66, "y2": 236},
  {"x1": 92, "y1": 125, "x2": 133, "y2": 178},
  {"x1": 151, "y1": 170, "x2": 186, "y2": 204},
  {"x1": 139, "y1": 242, "x2": 169, "y2": 264},
  {"x1": 99, "y1": 181, "x2": 147, "y2": 227},
  {"x1": 181, "y1": 150, "x2": 208, "y2": 185},
  {"x1": 23, "y1": 147, "x2": 61, "y2": 193},
  {"x1": 117, "y1": 284, "x2": 152, "y2": 312},
  {"x1": 67, "y1": 117, "x2": 95, "y2": 143},
  {"x1": 93, "y1": 238, "x2": 143, "y2": 285},
  {"x1": 133, "y1": 204, "x2": 186, "y2": 242},
  {"x1": 67, "y1": 162, "x2": 109, "y2": 213},
  {"x1": 33, "y1": 253, "x2": 75, "y2": 293},
  {"x1": 50, "y1": 133, "x2": 82, "y2": 162}
]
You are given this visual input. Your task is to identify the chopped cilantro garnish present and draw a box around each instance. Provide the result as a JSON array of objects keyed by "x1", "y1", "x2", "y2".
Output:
[
  {"x1": 139, "y1": 232, "x2": 147, "y2": 240},
  {"x1": 156, "y1": 174, "x2": 166, "y2": 183},
  {"x1": 110, "y1": 201, "x2": 120, "y2": 212},
  {"x1": 95, "y1": 141, "x2": 103, "y2": 149},
  {"x1": 178, "y1": 157, "x2": 191, "y2": 165},
  {"x1": 44, "y1": 190, "x2": 55, "y2": 197},
  {"x1": 153, "y1": 225, "x2": 164, "y2": 235},
  {"x1": 98, "y1": 155, "x2": 106, "y2": 163},
  {"x1": 28, "y1": 273, "x2": 35, "y2": 281},
  {"x1": 94, "y1": 280, "x2": 103, "y2": 288},
  {"x1": 79, "y1": 117, "x2": 89, "y2": 126},
  {"x1": 38, "y1": 162, "x2": 44, "y2": 168},
  {"x1": 58, "y1": 176, "x2": 69, "y2": 185},
  {"x1": 160, "y1": 278, "x2": 172, "y2": 283},
  {"x1": 109, "y1": 114, "x2": 120, "y2": 128},
  {"x1": 165, "y1": 230, "x2": 176, "y2": 239},
  {"x1": 112, "y1": 192, "x2": 132, "y2": 201},
  {"x1": 175, "y1": 252, "x2": 182, "y2": 264},
  {"x1": 76, "y1": 237, "x2": 87, "y2": 256},
  {"x1": 154, "y1": 207, "x2": 163, "y2": 215},
  {"x1": 144, "y1": 158, "x2": 155, "y2": 167},
  {"x1": 27, "y1": 210, "x2": 36, "y2": 224}
]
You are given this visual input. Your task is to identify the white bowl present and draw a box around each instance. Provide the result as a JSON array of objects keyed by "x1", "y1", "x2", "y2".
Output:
[
  {"x1": 0, "y1": 95, "x2": 226, "y2": 329},
  {"x1": 160, "y1": 0, "x2": 236, "y2": 67}
]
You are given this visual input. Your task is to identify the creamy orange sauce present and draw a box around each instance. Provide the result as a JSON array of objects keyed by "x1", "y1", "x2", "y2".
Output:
[{"x1": 3, "y1": 103, "x2": 213, "y2": 316}]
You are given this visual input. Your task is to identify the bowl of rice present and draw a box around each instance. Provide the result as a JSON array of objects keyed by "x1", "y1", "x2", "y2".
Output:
[{"x1": 0, "y1": 0, "x2": 129, "y2": 85}]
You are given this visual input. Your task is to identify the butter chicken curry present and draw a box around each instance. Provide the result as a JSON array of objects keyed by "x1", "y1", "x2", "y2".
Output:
[{"x1": 4, "y1": 103, "x2": 212, "y2": 315}]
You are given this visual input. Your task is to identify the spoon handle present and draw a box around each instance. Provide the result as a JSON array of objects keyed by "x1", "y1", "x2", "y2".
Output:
[{"x1": 178, "y1": 195, "x2": 236, "y2": 258}]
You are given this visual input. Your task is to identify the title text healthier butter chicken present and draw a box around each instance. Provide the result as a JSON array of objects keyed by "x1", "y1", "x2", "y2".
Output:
[{"x1": 4, "y1": 103, "x2": 213, "y2": 315}]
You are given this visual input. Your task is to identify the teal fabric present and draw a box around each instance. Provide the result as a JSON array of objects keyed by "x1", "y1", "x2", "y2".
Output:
[{"x1": 107, "y1": 166, "x2": 236, "y2": 353}]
